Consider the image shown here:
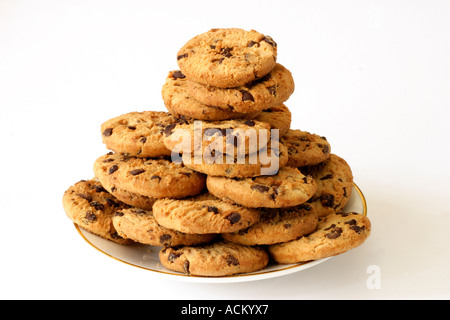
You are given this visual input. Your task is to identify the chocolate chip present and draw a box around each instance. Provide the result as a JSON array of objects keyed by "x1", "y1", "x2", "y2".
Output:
[
  {"x1": 177, "y1": 53, "x2": 188, "y2": 60},
  {"x1": 109, "y1": 165, "x2": 119, "y2": 175},
  {"x1": 248, "y1": 40, "x2": 259, "y2": 47},
  {"x1": 251, "y1": 184, "x2": 270, "y2": 193},
  {"x1": 240, "y1": 91, "x2": 254, "y2": 102},
  {"x1": 207, "y1": 206, "x2": 219, "y2": 214},
  {"x1": 220, "y1": 47, "x2": 233, "y2": 58},
  {"x1": 91, "y1": 185, "x2": 107, "y2": 193},
  {"x1": 103, "y1": 128, "x2": 113, "y2": 137},
  {"x1": 350, "y1": 225, "x2": 363, "y2": 233},
  {"x1": 226, "y1": 254, "x2": 240, "y2": 266},
  {"x1": 106, "y1": 198, "x2": 119, "y2": 207},
  {"x1": 238, "y1": 227, "x2": 250, "y2": 236},
  {"x1": 244, "y1": 120, "x2": 255, "y2": 127},
  {"x1": 267, "y1": 86, "x2": 277, "y2": 96},
  {"x1": 128, "y1": 126, "x2": 136, "y2": 130},
  {"x1": 322, "y1": 144, "x2": 330, "y2": 154},
  {"x1": 320, "y1": 174, "x2": 333, "y2": 180},
  {"x1": 226, "y1": 212, "x2": 241, "y2": 224},
  {"x1": 298, "y1": 203, "x2": 312, "y2": 211},
  {"x1": 210, "y1": 45, "x2": 216, "y2": 49},
  {"x1": 150, "y1": 175, "x2": 161, "y2": 181},
  {"x1": 77, "y1": 193, "x2": 92, "y2": 202},
  {"x1": 164, "y1": 123, "x2": 177, "y2": 136},
  {"x1": 183, "y1": 260, "x2": 190, "y2": 274},
  {"x1": 172, "y1": 70, "x2": 186, "y2": 79},
  {"x1": 90, "y1": 201, "x2": 104, "y2": 210},
  {"x1": 130, "y1": 169, "x2": 145, "y2": 176},
  {"x1": 284, "y1": 223, "x2": 292, "y2": 229},
  {"x1": 325, "y1": 227, "x2": 343, "y2": 239},
  {"x1": 160, "y1": 234, "x2": 172, "y2": 246},
  {"x1": 84, "y1": 212, "x2": 97, "y2": 223},
  {"x1": 140, "y1": 137, "x2": 147, "y2": 144},
  {"x1": 345, "y1": 219, "x2": 357, "y2": 226},
  {"x1": 263, "y1": 36, "x2": 277, "y2": 47},
  {"x1": 324, "y1": 224, "x2": 337, "y2": 231},
  {"x1": 168, "y1": 252, "x2": 182, "y2": 262},
  {"x1": 114, "y1": 211, "x2": 124, "y2": 217},
  {"x1": 320, "y1": 193, "x2": 335, "y2": 207}
]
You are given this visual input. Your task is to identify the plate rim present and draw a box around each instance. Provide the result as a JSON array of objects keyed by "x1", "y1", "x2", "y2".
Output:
[{"x1": 74, "y1": 182, "x2": 367, "y2": 283}]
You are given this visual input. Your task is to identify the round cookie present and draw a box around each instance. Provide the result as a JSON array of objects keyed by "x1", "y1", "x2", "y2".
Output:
[
  {"x1": 243, "y1": 104, "x2": 292, "y2": 137},
  {"x1": 300, "y1": 154, "x2": 354, "y2": 217},
  {"x1": 62, "y1": 179, "x2": 132, "y2": 244},
  {"x1": 159, "y1": 241, "x2": 269, "y2": 277},
  {"x1": 101, "y1": 111, "x2": 186, "y2": 158},
  {"x1": 162, "y1": 70, "x2": 262, "y2": 121},
  {"x1": 281, "y1": 129, "x2": 331, "y2": 167},
  {"x1": 152, "y1": 193, "x2": 260, "y2": 234},
  {"x1": 96, "y1": 181, "x2": 156, "y2": 210},
  {"x1": 187, "y1": 64, "x2": 294, "y2": 113},
  {"x1": 222, "y1": 207, "x2": 318, "y2": 246},
  {"x1": 207, "y1": 167, "x2": 317, "y2": 208},
  {"x1": 112, "y1": 208, "x2": 216, "y2": 247},
  {"x1": 182, "y1": 141, "x2": 288, "y2": 178},
  {"x1": 268, "y1": 212, "x2": 371, "y2": 264},
  {"x1": 163, "y1": 118, "x2": 271, "y2": 156},
  {"x1": 93, "y1": 152, "x2": 206, "y2": 199},
  {"x1": 177, "y1": 28, "x2": 277, "y2": 88}
]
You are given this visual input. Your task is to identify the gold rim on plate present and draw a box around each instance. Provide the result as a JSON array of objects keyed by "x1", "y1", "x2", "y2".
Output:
[{"x1": 74, "y1": 183, "x2": 368, "y2": 279}]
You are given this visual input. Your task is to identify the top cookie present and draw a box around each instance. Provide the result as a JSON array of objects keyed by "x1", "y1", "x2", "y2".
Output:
[
  {"x1": 177, "y1": 28, "x2": 277, "y2": 88},
  {"x1": 101, "y1": 111, "x2": 186, "y2": 158}
]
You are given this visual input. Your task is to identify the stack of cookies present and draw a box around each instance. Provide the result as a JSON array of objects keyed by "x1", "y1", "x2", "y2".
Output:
[{"x1": 63, "y1": 28, "x2": 371, "y2": 277}]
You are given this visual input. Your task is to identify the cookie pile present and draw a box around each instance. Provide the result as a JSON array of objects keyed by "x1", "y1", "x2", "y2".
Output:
[{"x1": 63, "y1": 28, "x2": 371, "y2": 277}]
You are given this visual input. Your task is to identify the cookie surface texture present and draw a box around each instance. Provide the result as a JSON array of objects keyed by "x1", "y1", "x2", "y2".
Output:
[
  {"x1": 112, "y1": 208, "x2": 216, "y2": 247},
  {"x1": 93, "y1": 152, "x2": 206, "y2": 199},
  {"x1": 300, "y1": 154, "x2": 354, "y2": 217},
  {"x1": 222, "y1": 207, "x2": 318, "y2": 246},
  {"x1": 159, "y1": 241, "x2": 269, "y2": 277},
  {"x1": 162, "y1": 70, "x2": 261, "y2": 121},
  {"x1": 182, "y1": 141, "x2": 288, "y2": 178},
  {"x1": 281, "y1": 129, "x2": 331, "y2": 167},
  {"x1": 187, "y1": 63, "x2": 294, "y2": 113},
  {"x1": 62, "y1": 179, "x2": 132, "y2": 244},
  {"x1": 163, "y1": 118, "x2": 271, "y2": 156},
  {"x1": 244, "y1": 104, "x2": 291, "y2": 137},
  {"x1": 101, "y1": 111, "x2": 180, "y2": 158},
  {"x1": 269, "y1": 212, "x2": 371, "y2": 264},
  {"x1": 207, "y1": 166, "x2": 317, "y2": 208},
  {"x1": 152, "y1": 194, "x2": 260, "y2": 234},
  {"x1": 177, "y1": 28, "x2": 277, "y2": 88}
]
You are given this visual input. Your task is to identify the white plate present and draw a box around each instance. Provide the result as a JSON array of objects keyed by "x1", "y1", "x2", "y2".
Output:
[{"x1": 75, "y1": 183, "x2": 367, "y2": 283}]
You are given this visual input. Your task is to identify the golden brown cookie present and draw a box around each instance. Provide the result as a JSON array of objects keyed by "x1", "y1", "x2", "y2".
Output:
[
  {"x1": 269, "y1": 212, "x2": 371, "y2": 264},
  {"x1": 244, "y1": 104, "x2": 292, "y2": 137},
  {"x1": 93, "y1": 152, "x2": 206, "y2": 199},
  {"x1": 159, "y1": 241, "x2": 269, "y2": 277},
  {"x1": 222, "y1": 207, "x2": 318, "y2": 246},
  {"x1": 281, "y1": 129, "x2": 331, "y2": 167},
  {"x1": 207, "y1": 167, "x2": 317, "y2": 208},
  {"x1": 187, "y1": 64, "x2": 294, "y2": 113},
  {"x1": 63, "y1": 179, "x2": 132, "y2": 244},
  {"x1": 152, "y1": 193, "x2": 260, "y2": 234},
  {"x1": 300, "y1": 154, "x2": 354, "y2": 217},
  {"x1": 112, "y1": 208, "x2": 216, "y2": 247},
  {"x1": 177, "y1": 28, "x2": 277, "y2": 88}
]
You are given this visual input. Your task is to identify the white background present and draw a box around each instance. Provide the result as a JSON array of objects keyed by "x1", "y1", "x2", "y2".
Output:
[{"x1": 1, "y1": 0, "x2": 449, "y2": 300}]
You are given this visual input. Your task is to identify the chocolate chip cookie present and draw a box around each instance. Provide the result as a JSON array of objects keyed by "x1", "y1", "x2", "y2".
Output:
[
  {"x1": 269, "y1": 212, "x2": 371, "y2": 264},
  {"x1": 281, "y1": 129, "x2": 331, "y2": 167},
  {"x1": 101, "y1": 111, "x2": 184, "y2": 158},
  {"x1": 177, "y1": 28, "x2": 277, "y2": 88},
  {"x1": 182, "y1": 141, "x2": 288, "y2": 178},
  {"x1": 112, "y1": 208, "x2": 216, "y2": 247},
  {"x1": 162, "y1": 70, "x2": 262, "y2": 121},
  {"x1": 163, "y1": 118, "x2": 271, "y2": 156},
  {"x1": 93, "y1": 152, "x2": 206, "y2": 199},
  {"x1": 300, "y1": 154, "x2": 354, "y2": 217},
  {"x1": 206, "y1": 166, "x2": 317, "y2": 208},
  {"x1": 63, "y1": 179, "x2": 132, "y2": 244},
  {"x1": 159, "y1": 241, "x2": 269, "y2": 277},
  {"x1": 222, "y1": 207, "x2": 318, "y2": 246},
  {"x1": 187, "y1": 64, "x2": 294, "y2": 113},
  {"x1": 152, "y1": 193, "x2": 260, "y2": 234}
]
